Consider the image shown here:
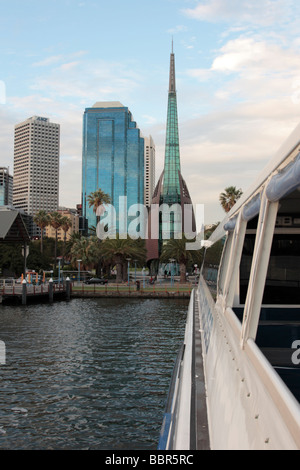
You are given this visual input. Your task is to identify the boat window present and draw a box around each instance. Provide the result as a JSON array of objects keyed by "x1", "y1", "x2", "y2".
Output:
[
  {"x1": 240, "y1": 234, "x2": 255, "y2": 304},
  {"x1": 240, "y1": 232, "x2": 300, "y2": 304},
  {"x1": 237, "y1": 216, "x2": 258, "y2": 307},
  {"x1": 263, "y1": 233, "x2": 300, "y2": 304},
  {"x1": 240, "y1": 188, "x2": 300, "y2": 305},
  {"x1": 202, "y1": 239, "x2": 224, "y2": 300}
]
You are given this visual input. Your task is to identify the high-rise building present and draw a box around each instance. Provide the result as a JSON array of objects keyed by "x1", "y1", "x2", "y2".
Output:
[
  {"x1": 13, "y1": 116, "x2": 60, "y2": 216},
  {"x1": 146, "y1": 46, "x2": 196, "y2": 270},
  {"x1": 144, "y1": 136, "x2": 155, "y2": 208},
  {"x1": 82, "y1": 102, "x2": 145, "y2": 233},
  {"x1": 0, "y1": 167, "x2": 13, "y2": 206}
]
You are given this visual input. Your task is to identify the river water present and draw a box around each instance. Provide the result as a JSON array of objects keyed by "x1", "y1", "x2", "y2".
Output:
[{"x1": 0, "y1": 297, "x2": 188, "y2": 450}]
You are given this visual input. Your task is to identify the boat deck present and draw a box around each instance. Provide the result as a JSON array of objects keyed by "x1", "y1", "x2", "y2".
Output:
[
  {"x1": 192, "y1": 292, "x2": 210, "y2": 450},
  {"x1": 158, "y1": 290, "x2": 210, "y2": 450}
]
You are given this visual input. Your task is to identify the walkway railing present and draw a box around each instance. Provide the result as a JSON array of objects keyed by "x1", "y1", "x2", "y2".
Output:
[
  {"x1": 0, "y1": 282, "x2": 66, "y2": 296},
  {"x1": 0, "y1": 281, "x2": 70, "y2": 305},
  {"x1": 71, "y1": 281, "x2": 193, "y2": 297}
]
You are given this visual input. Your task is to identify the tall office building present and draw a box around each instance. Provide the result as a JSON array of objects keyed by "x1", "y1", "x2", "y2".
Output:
[
  {"x1": 146, "y1": 46, "x2": 196, "y2": 270},
  {"x1": 0, "y1": 167, "x2": 13, "y2": 206},
  {"x1": 13, "y1": 116, "x2": 60, "y2": 216},
  {"x1": 82, "y1": 102, "x2": 145, "y2": 233},
  {"x1": 144, "y1": 136, "x2": 155, "y2": 208}
]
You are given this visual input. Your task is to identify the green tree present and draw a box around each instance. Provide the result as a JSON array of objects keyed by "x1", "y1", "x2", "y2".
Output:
[
  {"x1": 219, "y1": 186, "x2": 243, "y2": 213},
  {"x1": 48, "y1": 212, "x2": 64, "y2": 268},
  {"x1": 27, "y1": 240, "x2": 52, "y2": 272},
  {"x1": 100, "y1": 235, "x2": 146, "y2": 283},
  {"x1": 60, "y1": 216, "x2": 72, "y2": 265},
  {"x1": 160, "y1": 235, "x2": 194, "y2": 284},
  {"x1": 87, "y1": 188, "x2": 111, "y2": 232},
  {"x1": 33, "y1": 210, "x2": 50, "y2": 254},
  {"x1": 70, "y1": 236, "x2": 102, "y2": 271},
  {"x1": 0, "y1": 244, "x2": 23, "y2": 277}
]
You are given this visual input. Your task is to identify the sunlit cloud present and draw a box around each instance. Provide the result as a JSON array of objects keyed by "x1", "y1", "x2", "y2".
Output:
[{"x1": 183, "y1": 0, "x2": 292, "y2": 27}]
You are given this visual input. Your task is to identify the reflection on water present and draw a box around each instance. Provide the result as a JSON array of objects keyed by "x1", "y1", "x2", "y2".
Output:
[{"x1": 0, "y1": 297, "x2": 187, "y2": 449}]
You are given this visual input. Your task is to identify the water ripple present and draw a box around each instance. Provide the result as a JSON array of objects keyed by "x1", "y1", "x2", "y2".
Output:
[{"x1": 0, "y1": 297, "x2": 187, "y2": 449}]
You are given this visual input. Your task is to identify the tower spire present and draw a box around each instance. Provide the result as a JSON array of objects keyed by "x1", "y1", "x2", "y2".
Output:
[
  {"x1": 169, "y1": 41, "x2": 176, "y2": 94},
  {"x1": 163, "y1": 45, "x2": 181, "y2": 203},
  {"x1": 146, "y1": 46, "x2": 196, "y2": 264}
]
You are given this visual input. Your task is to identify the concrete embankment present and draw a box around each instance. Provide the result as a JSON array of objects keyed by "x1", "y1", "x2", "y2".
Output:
[{"x1": 71, "y1": 290, "x2": 191, "y2": 299}]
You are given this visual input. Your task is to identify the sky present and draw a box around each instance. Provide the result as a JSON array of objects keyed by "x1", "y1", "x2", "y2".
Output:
[{"x1": 1, "y1": 0, "x2": 300, "y2": 226}]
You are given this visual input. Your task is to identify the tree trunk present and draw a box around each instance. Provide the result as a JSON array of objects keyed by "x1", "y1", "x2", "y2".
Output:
[
  {"x1": 123, "y1": 262, "x2": 128, "y2": 283},
  {"x1": 180, "y1": 262, "x2": 186, "y2": 284},
  {"x1": 115, "y1": 256, "x2": 123, "y2": 283},
  {"x1": 54, "y1": 230, "x2": 58, "y2": 272}
]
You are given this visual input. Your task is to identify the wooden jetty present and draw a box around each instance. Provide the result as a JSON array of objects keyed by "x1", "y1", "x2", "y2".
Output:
[{"x1": 0, "y1": 280, "x2": 71, "y2": 305}]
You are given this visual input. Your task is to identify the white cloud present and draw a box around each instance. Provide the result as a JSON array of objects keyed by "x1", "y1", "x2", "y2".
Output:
[
  {"x1": 30, "y1": 58, "x2": 143, "y2": 103},
  {"x1": 183, "y1": 0, "x2": 292, "y2": 26},
  {"x1": 211, "y1": 38, "x2": 300, "y2": 74},
  {"x1": 32, "y1": 55, "x2": 64, "y2": 67},
  {"x1": 167, "y1": 25, "x2": 188, "y2": 34},
  {"x1": 186, "y1": 36, "x2": 300, "y2": 109},
  {"x1": 59, "y1": 61, "x2": 81, "y2": 71}
]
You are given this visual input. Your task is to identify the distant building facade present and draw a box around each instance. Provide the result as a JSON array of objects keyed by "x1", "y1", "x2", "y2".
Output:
[
  {"x1": 13, "y1": 116, "x2": 60, "y2": 217},
  {"x1": 45, "y1": 208, "x2": 79, "y2": 241},
  {"x1": 81, "y1": 102, "x2": 145, "y2": 233},
  {"x1": 144, "y1": 136, "x2": 155, "y2": 208},
  {"x1": 0, "y1": 167, "x2": 13, "y2": 206}
]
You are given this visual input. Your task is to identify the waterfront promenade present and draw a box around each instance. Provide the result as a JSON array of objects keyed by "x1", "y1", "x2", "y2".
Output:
[
  {"x1": 0, "y1": 278, "x2": 195, "y2": 303},
  {"x1": 71, "y1": 280, "x2": 193, "y2": 299}
]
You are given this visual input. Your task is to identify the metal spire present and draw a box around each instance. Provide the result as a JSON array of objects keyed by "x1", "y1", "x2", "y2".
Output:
[{"x1": 169, "y1": 40, "x2": 176, "y2": 94}]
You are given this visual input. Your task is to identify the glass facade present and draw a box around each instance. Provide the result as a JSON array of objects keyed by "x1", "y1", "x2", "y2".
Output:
[
  {"x1": 82, "y1": 103, "x2": 144, "y2": 233},
  {"x1": 160, "y1": 51, "x2": 182, "y2": 244},
  {"x1": 162, "y1": 52, "x2": 181, "y2": 205},
  {"x1": 0, "y1": 168, "x2": 13, "y2": 206}
]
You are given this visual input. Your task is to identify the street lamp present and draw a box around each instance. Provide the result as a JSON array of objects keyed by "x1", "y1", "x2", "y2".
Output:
[
  {"x1": 57, "y1": 256, "x2": 63, "y2": 285},
  {"x1": 77, "y1": 259, "x2": 82, "y2": 283},
  {"x1": 169, "y1": 258, "x2": 175, "y2": 287},
  {"x1": 134, "y1": 259, "x2": 137, "y2": 284},
  {"x1": 126, "y1": 258, "x2": 131, "y2": 285},
  {"x1": 194, "y1": 264, "x2": 198, "y2": 286}
]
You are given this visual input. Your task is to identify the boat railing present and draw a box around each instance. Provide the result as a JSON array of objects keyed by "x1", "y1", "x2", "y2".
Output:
[
  {"x1": 158, "y1": 290, "x2": 195, "y2": 450},
  {"x1": 158, "y1": 289, "x2": 210, "y2": 450}
]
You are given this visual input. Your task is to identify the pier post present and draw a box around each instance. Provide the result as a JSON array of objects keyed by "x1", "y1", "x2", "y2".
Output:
[
  {"x1": 66, "y1": 277, "x2": 71, "y2": 301},
  {"x1": 22, "y1": 280, "x2": 27, "y2": 305},
  {"x1": 49, "y1": 278, "x2": 53, "y2": 304}
]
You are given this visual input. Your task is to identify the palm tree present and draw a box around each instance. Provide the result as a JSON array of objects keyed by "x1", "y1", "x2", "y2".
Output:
[
  {"x1": 160, "y1": 235, "x2": 194, "y2": 284},
  {"x1": 101, "y1": 235, "x2": 146, "y2": 283},
  {"x1": 70, "y1": 236, "x2": 102, "y2": 271},
  {"x1": 87, "y1": 188, "x2": 111, "y2": 230},
  {"x1": 61, "y1": 216, "x2": 72, "y2": 241},
  {"x1": 219, "y1": 186, "x2": 243, "y2": 213},
  {"x1": 33, "y1": 210, "x2": 50, "y2": 254},
  {"x1": 60, "y1": 216, "x2": 72, "y2": 266},
  {"x1": 49, "y1": 211, "x2": 64, "y2": 269}
]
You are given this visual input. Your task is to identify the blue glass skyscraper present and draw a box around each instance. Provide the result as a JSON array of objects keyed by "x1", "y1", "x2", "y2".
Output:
[{"x1": 82, "y1": 102, "x2": 145, "y2": 233}]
